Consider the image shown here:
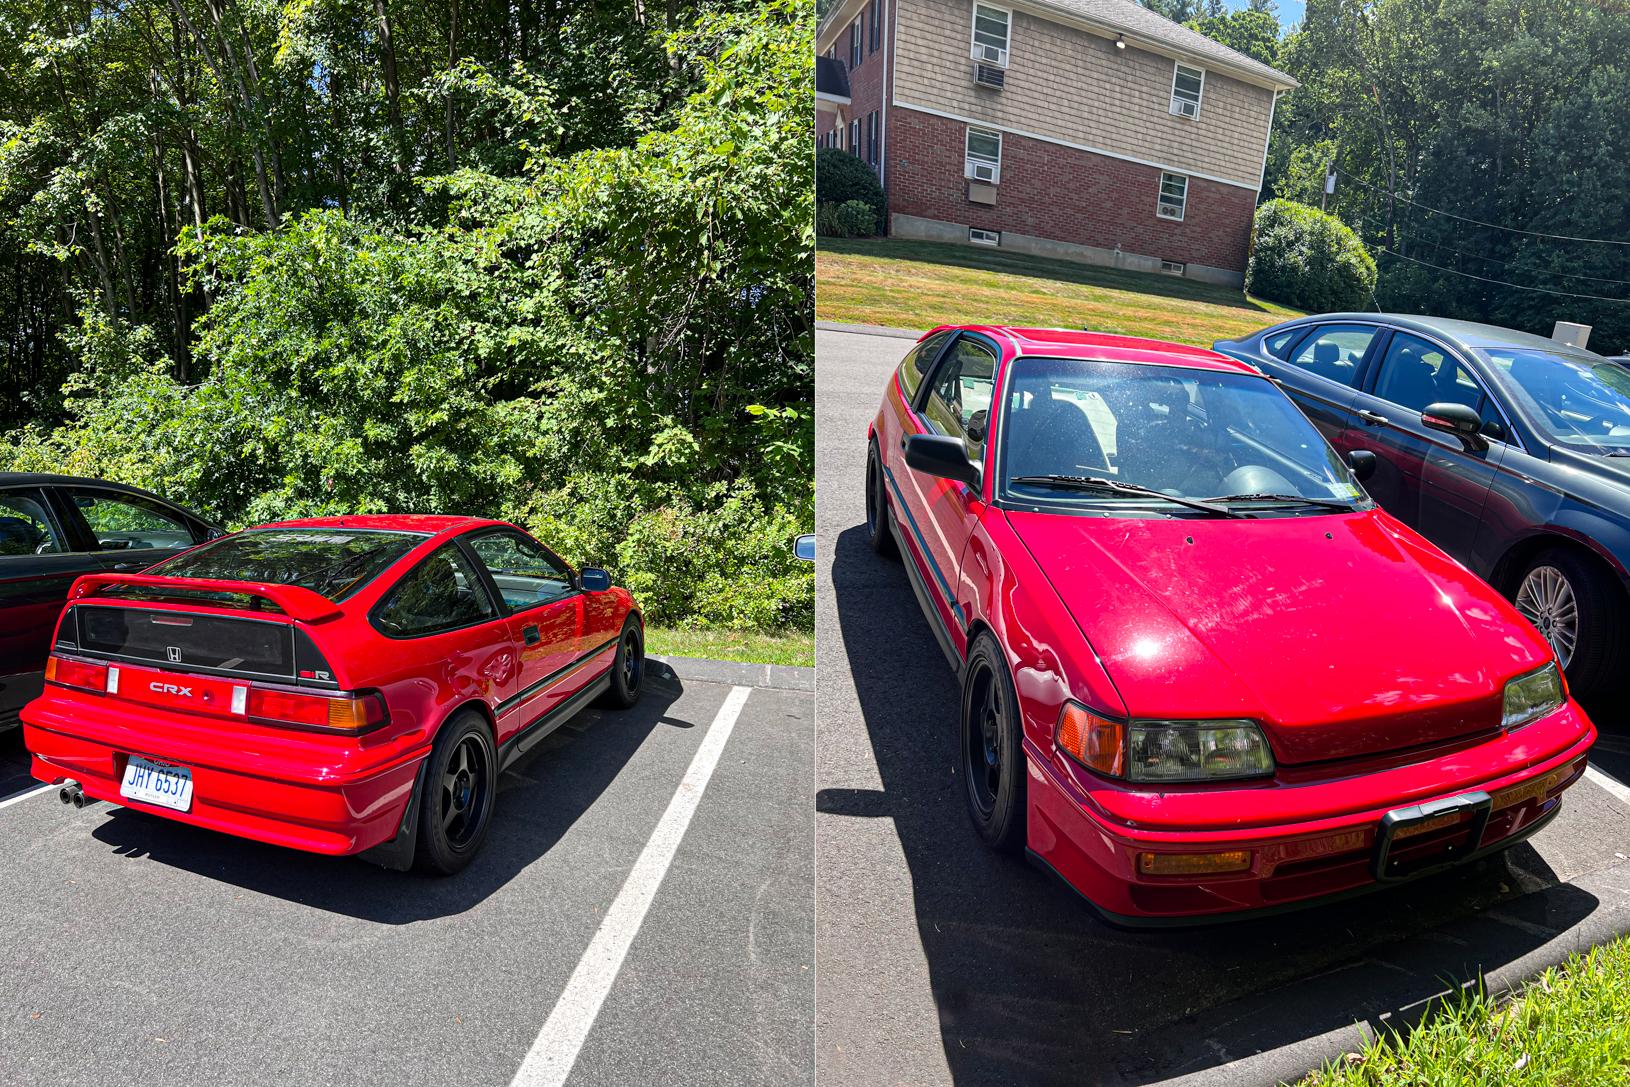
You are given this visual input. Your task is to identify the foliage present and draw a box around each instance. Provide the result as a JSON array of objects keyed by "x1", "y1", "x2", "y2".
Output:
[
  {"x1": 816, "y1": 199, "x2": 877, "y2": 238},
  {"x1": 1183, "y1": 10, "x2": 1282, "y2": 68},
  {"x1": 645, "y1": 623, "x2": 813, "y2": 668},
  {"x1": 815, "y1": 147, "x2": 885, "y2": 230},
  {"x1": 1247, "y1": 199, "x2": 1377, "y2": 312}
]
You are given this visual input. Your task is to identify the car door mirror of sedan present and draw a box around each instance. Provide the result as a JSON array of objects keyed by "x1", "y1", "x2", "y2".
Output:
[
  {"x1": 905, "y1": 434, "x2": 982, "y2": 490},
  {"x1": 578, "y1": 567, "x2": 612, "y2": 592},
  {"x1": 1421, "y1": 402, "x2": 1489, "y2": 451},
  {"x1": 794, "y1": 534, "x2": 816, "y2": 562},
  {"x1": 1346, "y1": 449, "x2": 1377, "y2": 483}
]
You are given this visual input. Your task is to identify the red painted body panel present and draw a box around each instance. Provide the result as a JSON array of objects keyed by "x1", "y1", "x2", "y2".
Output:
[
  {"x1": 874, "y1": 326, "x2": 1598, "y2": 921},
  {"x1": 22, "y1": 516, "x2": 637, "y2": 858}
]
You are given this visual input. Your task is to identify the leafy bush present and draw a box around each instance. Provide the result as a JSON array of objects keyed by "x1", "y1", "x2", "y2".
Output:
[
  {"x1": 1246, "y1": 199, "x2": 1377, "y2": 312},
  {"x1": 816, "y1": 199, "x2": 877, "y2": 238},
  {"x1": 816, "y1": 147, "x2": 885, "y2": 230}
]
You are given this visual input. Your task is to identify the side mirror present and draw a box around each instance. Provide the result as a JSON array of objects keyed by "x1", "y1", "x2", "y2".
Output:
[
  {"x1": 578, "y1": 567, "x2": 612, "y2": 592},
  {"x1": 905, "y1": 434, "x2": 981, "y2": 489},
  {"x1": 794, "y1": 534, "x2": 815, "y2": 562},
  {"x1": 1421, "y1": 402, "x2": 1488, "y2": 451},
  {"x1": 1347, "y1": 449, "x2": 1377, "y2": 483}
]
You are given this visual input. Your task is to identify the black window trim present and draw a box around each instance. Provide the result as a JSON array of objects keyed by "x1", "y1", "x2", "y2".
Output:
[
  {"x1": 48, "y1": 482, "x2": 215, "y2": 555},
  {"x1": 367, "y1": 539, "x2": 505, "y2": 642},
  {"x1": 0, "y1": 484, "x2": 75, "y2": 558},
  {"x1": 458, "y1": 526, "x2": 583, "y2": 619},
  {"x1": 1363, "y1": 327, "x2": 1525, "y2": 452},
  {"x1": 919, "y1": 332, "x2": 1000, "y2": 447}
]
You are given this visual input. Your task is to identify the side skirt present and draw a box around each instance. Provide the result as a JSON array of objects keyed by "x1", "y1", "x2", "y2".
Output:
[
  {"x1": 887, "y1": 499, "x2": 964, "y2": 680},
  {"x1": 498, "y1": 670, "x2": 613, "y2": 773}
]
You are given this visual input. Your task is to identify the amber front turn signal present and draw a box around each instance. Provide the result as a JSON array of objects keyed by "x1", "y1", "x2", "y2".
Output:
[
  {"x1": 1137, "y1": 851, "x2": 1252, "y2": 877},
  {"x1": 1056, "y1": 701, "x2": 1125, "y2": 776}
]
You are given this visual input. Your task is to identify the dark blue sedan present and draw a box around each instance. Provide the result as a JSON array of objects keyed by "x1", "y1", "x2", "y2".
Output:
[{"x1": 1215, "y1": 314, "x2": 1630, "y2": 699}]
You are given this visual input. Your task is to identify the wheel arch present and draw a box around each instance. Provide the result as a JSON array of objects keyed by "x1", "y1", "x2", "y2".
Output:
[{"x1": 1490, "y1": 528, "x2": 1630, "y2": 599}]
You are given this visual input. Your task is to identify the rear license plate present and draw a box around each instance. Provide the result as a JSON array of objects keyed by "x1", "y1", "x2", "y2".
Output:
[{"x1": 121, "y1": 755, "x2": 194, "y2": 812}]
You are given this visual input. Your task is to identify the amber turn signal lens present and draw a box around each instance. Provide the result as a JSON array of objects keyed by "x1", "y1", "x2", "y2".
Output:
[
  {"x1": 1056, "y1": 702, "x2": 1125, "y2": 777},
  {"x1": 1137, "y1": 851, "x2": 1252, "y2": 877},
  {"x1": 44, "y1": 655, "x2": 110, "y2": 694}
]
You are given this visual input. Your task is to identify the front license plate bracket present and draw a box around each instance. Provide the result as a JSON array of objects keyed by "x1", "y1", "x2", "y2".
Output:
[{"x1": 1373, "y1": 791, "x2": 1492, "y2": 882}]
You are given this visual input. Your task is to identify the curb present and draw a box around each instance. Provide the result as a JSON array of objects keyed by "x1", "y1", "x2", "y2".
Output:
[
  {"x1": 648, "y1": 655, "x2": 814, "y2": 693},
  {"x1": 1135, "y1": 855, "x2": 1630, "y2": 1086},
  {"x1": 815, "y1": 320, "x2": 925, "y2": 340}
]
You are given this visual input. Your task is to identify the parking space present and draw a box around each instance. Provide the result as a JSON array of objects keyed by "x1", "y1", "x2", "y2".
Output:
[
  {"x1": 815, "y1": 326, "x2": 1630, "y2": 1087},
  {"x1": 0, "y1": 671, "x2": 812, "y2": 1087}
]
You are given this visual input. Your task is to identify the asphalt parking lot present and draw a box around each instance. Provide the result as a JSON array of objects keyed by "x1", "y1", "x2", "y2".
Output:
[
  {"x1": 0, "y1": 667, "x2": 813, "y2": 1087},
  {"x1": 815, "y1": 325, "x2": 1630, "y2": 1087}
]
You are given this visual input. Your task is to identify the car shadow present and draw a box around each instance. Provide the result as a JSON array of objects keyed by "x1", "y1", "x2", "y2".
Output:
[
  {"x1": 85, "y1": 673, "x2": 688, "y2": 924},
  {"x1": 826, "y1": 522, "x2": 1598, "y2": 1086}
]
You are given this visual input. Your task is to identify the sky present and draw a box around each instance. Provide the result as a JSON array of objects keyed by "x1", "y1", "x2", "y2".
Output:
[{"x1": 1225, "y1": 0, "x2": 1306, "y2": 29}]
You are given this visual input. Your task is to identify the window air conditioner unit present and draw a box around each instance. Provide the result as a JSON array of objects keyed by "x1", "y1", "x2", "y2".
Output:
[
  {"x1": 1157, "y1": 204, "x2": 1182, "y2": 219},
  {"x1": 967, "y1": 161, "x2": 1000, "y2": 184},
  {"x1": 971, "y1": 43, "x2": 1009, "y2": 66},
  {"x1": 974, "y1": 63, "x2": 1006, "y2": 88},
  {"x1": 1170, "y1": 98, "x2": 1199, "y2": 119}
]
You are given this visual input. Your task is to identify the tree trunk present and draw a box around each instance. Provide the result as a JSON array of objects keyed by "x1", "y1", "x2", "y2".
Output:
[{"x1": 446, "y1": 0, "x2": 460, "y2": 168}]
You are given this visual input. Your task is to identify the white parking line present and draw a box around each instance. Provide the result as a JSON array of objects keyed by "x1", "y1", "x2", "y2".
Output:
[
  {"x1": 0, "y1": 783, "x2": 52, "y2": 811},
  {"x1": 509, "y1": 685, "x2": 753, "y2": 1087},
  {"x1": 1585, "y1": 764, "x2": 1630, "y2": 808}
]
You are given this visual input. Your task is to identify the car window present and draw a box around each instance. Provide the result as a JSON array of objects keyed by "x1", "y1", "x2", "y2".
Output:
[
  {"x1": 374, "y1": 545, "x2": 498, "y2": 637},
  {"x1": 1263, "y1": 328, "x2": 1302, "y2": 360},
  {"x1": 1286, "y1": 325, "x2": 1379, "y2": 387},
  {"x1": 64, "y1": 488, "x2": 198, "y2": 552},
  {"x1": 1373, "y1": 333, "x2": 1505, "y2": 436},
  {"x1": 923, "y1": 338, "x2": 998, "y2": 457},
  {"x1": 1485, "y1": 347, "x2": 1630, "y2": 453},
  {"x1": 468, "y1": 531, "x2": 576, "y2": 611},
  {"x1": 146, "y1": 528, "x2": 425, "y2": 603},
  {"x1": 0, "y1": 490, "x2": 63, "y2": 556},
  {"x1": 897, "y1": 331, "x2": 953, "y2": 403}
]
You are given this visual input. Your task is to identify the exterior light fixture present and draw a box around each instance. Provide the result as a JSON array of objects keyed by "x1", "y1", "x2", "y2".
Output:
[{"x1": 1115, "y1": 34, "x2": 1126, "y2": 49}]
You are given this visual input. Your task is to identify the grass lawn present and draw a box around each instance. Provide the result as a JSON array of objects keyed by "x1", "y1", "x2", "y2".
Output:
[
  {"x1": 816, "y1": 237, "x2": 1302, "y2": 347},
  {"x1": 644, "y1": 625, "x2": 814, "y2": 668},
  {"x1": 1297, "y1": 936, "x2": 1630, "y2": 1086}
]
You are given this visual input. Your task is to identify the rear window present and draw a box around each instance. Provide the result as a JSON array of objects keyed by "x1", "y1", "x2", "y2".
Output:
[{"x1": 139, "y1": 528, "x2": 427, "y2": 602}]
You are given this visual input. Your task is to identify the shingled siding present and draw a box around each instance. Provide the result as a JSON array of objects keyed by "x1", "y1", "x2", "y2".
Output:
[
  {"x1": 892, "y1": 0, "x2": 1275, "y2": 189},
  {"x1": 887, "y1": 106, "x2": 1256, "y2": 277}
]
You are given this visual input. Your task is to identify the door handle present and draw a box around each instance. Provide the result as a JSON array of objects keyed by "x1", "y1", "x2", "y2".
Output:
[
  {"x1": 523, "y1": 624, "x2": 541, "y2": 646},
  {"x1": 110, "y1": 562, "x2": 141, "y2": 572},
  {"x1": 899, "y1": 434, "x2": 909, "y2": 451},
  {"x1": 1358, "y1": 410, "x2": 1389, "y2": 427}
]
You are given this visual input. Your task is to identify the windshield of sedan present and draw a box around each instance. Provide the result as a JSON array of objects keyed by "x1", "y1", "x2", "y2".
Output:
[
  {"x1": 130, "y1": 528, "x2": 428, "y2": 603},
  {"x1": 1482, "y1": 347, "x2": 1630, "y2": 452},
  {"x1": 1001, "y1": 358, "x2": 1366, "y2": 512}
]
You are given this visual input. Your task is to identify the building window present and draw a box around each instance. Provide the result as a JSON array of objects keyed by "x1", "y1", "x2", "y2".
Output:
[
  {"x1": 1160, "y1": 260, "x2": 1186, "y2": 275},
  {"x1": 1157, "y1": 173, "x2": 1188, "y2": 220},
  {"x1": 1170, "y1": 63, "x2": 1204, "y2": 118},
  {"x1": 851, "y1": 119, "x2": 862, "y2": 156},
  {"x1": 869, "y1": 0, "x2": 881, "y2": 52},
  {"x1": 970, "y1": 228, "x2": 1001, "y2": 246},
  {"x1": 850, "y1": 19, "x2": 863, "y2": 70},
  {"x1": 970, "y1": 3, "x2": 1010, "y2": 66},
  {"x1": 964, "y1": 126, "x2": 1002, "y2": 184},
  {"x1": 866, "y1": 111, "x2": 881, "y2": 168}
]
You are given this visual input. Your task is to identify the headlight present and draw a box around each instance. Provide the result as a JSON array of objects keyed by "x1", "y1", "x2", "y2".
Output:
[
  {"x1": 1502, "y1": 662, "x2": 1564, "y2": 731},
  {"x1": 1055, "y1": 702, "x2": 1274, "y2": 783}
]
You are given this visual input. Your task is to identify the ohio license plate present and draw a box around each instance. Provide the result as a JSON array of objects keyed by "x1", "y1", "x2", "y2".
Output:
[{"x1": 120, "y1": 755, "x2": 194, "y2": 812}]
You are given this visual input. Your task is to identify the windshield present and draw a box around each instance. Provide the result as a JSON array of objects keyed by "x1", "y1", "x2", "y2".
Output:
[
  {"x1": 1482, "y1": 347, "x2": 1630, "y2": 452},
  {"x1": 1000, "y1": 357, "x2": 1365, "y2": 511},
  {"x1": 137, "y1": 528, "x2": 428, "y2": 602}
]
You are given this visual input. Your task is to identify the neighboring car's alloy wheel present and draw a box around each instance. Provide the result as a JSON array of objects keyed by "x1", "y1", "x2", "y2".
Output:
[
  {"x1": 597, "y1": 616, "x2": 645, "y2": 709},
  {"x1": 960, "y1": 633, "x2": 1025, "y2": 853},
  {"x1": 1514, "y1": 548, "x2": 1627, "y2": 700},
  {"x1": 866, "y1": 442, "x2": 899, "y2": 559},
  {"x1": 416, "y1": 711, "x2": 497, "y2": 875}
]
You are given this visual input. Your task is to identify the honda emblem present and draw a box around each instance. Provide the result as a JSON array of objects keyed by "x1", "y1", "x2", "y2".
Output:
[{"x1": 166, "y1": 646, "x2": 182, "y2": 663}]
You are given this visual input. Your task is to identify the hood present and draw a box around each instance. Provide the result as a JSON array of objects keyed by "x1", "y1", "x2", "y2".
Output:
[{"x1": 1006, "y1": 507, "x2": 1553, "y2": 765}]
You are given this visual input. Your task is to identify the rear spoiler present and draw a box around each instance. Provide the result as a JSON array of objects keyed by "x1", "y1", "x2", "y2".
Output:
[{"x1": 65, "y1": 573, "x2": 344, "y2": 623}]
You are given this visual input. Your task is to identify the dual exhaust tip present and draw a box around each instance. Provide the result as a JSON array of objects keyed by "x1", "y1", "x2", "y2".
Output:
[{"x1": 58, "y1": 780, "x2": 86, "y2": 809}]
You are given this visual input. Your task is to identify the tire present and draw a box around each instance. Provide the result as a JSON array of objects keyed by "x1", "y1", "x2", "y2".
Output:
[
  {"x1": 1513, "y1": 547, "x2": 1628, "y2": 701},
  {"x1": 596, "y1": 615, "x2": 645, "y2": 710},
  {"x1": 960, "y1": 632, "x2": 1026, "y2": 854},
  {"x1": 866, "y1": 440, "x2": 899, "y2": 559},
  {"x1": 415, "y1": 711, "x2": 498, "y2": 876}
]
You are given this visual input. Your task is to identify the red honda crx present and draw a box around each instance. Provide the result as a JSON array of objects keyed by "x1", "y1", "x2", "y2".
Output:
[
  {"x1": 22, "y1": 515, "x2": 643, "y2": 874},
  {"x1": 866, "y1": 325, "x2": 1596, "y2": 923}
]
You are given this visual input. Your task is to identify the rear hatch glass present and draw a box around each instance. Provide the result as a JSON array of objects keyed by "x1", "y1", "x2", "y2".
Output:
[
  {"x1": 72, "y1": 606, "x2": 294, "y2": 678},
  {"x1": 122, "y1": 527, "x2": 427, "y2": 603}
]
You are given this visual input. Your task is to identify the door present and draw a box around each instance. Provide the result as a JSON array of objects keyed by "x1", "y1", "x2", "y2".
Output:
[
  {"x1": 1261, "y1": 322, "x2": 1382, "y2": 446},
  {"x1": 53, "y1": 485, "x2": 210, "y2": 573},
  {"x1": 1347, "y1": 330, "x2": 1508, "y2": 560},
  {"x1": 464, "y1": 529, "x2": 585, "y2": 736},
  {"x1": 0, "y1": 488, "x2": 93, "y2": 715}
]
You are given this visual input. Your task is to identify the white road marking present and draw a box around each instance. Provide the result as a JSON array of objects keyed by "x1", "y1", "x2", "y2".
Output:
[
  {"x1": 509, "y1": 685, "x2": 753, "y2": 1087},
  {"x1": 0, "y1": 783, "x2": 53, "y2": 811},
  {"x1": 1585, "y1": 764, "x2": 1630, "y2": 808}
]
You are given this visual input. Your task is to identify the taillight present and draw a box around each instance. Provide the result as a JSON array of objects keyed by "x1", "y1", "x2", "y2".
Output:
[
  {"x1": 247, "y1": 687, "x2": 389, "y2": 734},
  {"x1": 44, "y1": 656, "x2": 110, "y2": 694}
]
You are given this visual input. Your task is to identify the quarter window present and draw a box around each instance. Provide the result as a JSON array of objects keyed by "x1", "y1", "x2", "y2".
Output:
[
  {"x1": 0, "y1": 491, "x2": 62, "y2": 556},
  {"x1": 965, "y1": 127, "x2": 1002, "y2": 184},
  {"x1": 925, "y1": 339, "x2": 999, "y2": 458},
  {"x1": 1263, "y1": 327, "x2": 1303, "y2": 359},
  {"x1": 468, "y1": 531, "x2": 577, "y2": 611},
  {"x1": 1157, "y1": 173, "x2": 1187, "y2": 220},
  {"x1": 972, "y1": 4, "x2": 1011, "y2": 65},
  {"x1": 63, "y1": 488, "x2": 199, "y2": 552},
  {"x1": 898, "y1": 331, "x2": 955, "y2": 402},
  {"x1": 374, "y1": 545, "x2": 497, "y2": 637},
  {"x1": 1287, "y1": 325, "x2": 1380, "y2": 388},
  {"x1": 1170, "y1": 63, "x2": 1204, "y2": 117}
]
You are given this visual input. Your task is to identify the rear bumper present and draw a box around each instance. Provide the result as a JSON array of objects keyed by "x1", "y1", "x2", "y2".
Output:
[
  {"x1": 22, "y1": 688, "x2": 425, "y2": 857},
  {"x1": 1026, "y1": 705, "x2": 1596, "y2": 922}
]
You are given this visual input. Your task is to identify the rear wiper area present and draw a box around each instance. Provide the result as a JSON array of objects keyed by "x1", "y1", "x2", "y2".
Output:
[
  {"x1": 1009, "y1": 475, "x2": 1242, "y2": 517},
  {"x1": 1205, "y1": 492, "x2": 1358, "y2": 511}
]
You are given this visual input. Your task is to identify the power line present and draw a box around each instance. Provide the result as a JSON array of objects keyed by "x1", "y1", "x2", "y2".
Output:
[
  {"x1": 1337, "y1": 169, "x2": 1630, "y2": 247},
  {"x1": 1379, "y1": 225, "x2": 1630, "y2": 288},
  {"x1": 1377, "y1": 247, "x2": 1630, "y2": 304}
]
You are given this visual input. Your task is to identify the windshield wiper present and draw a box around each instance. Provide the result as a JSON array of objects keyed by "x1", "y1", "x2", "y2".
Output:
[
  {"x1": 1205, "y1": 492, "x2": 1358, "y2": 511},
  {"x1": 1010, "y1": 475, "x2": 1241, "y2": 517}
]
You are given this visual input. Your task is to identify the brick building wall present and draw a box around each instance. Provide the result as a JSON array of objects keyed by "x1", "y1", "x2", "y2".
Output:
[{"x1": 816, "y1": 0, "x2": 891, "y2": 165}]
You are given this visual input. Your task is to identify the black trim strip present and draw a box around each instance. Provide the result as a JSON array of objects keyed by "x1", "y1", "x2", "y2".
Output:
[
  {"x1": 498, "y1": 671, "x2": 613, "y2": 772},
  {"x1": 885, "y1": 497, "x2": 963, "y2": 677},
  {"x1": 494, "y1": 636, "x2": 620, "y2": 716}
]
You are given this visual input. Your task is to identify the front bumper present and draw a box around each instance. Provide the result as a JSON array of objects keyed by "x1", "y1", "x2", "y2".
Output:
[
  {"x1": 22, "y1": 686, "x2": 425, "y2": 857},
  {"x1": 1026, "y1": 702, "x2": 1596, "y2": 922}
]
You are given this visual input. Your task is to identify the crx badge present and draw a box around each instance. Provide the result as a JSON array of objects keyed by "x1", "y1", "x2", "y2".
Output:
[
  {"x1": 150, "y1": 682, "x2": 193, "y2": 698},
  {"x1": 166, "y1": 646, "x2": 182, "y2": 663}
]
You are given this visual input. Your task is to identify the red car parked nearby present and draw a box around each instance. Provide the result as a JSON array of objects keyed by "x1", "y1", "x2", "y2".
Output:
[
  {"x1": 22, "y1": 515, "x2": 643, "y2": 874},
  {"x1": 866, "y1": 325, "x2": 1596, "y2": 924}
]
